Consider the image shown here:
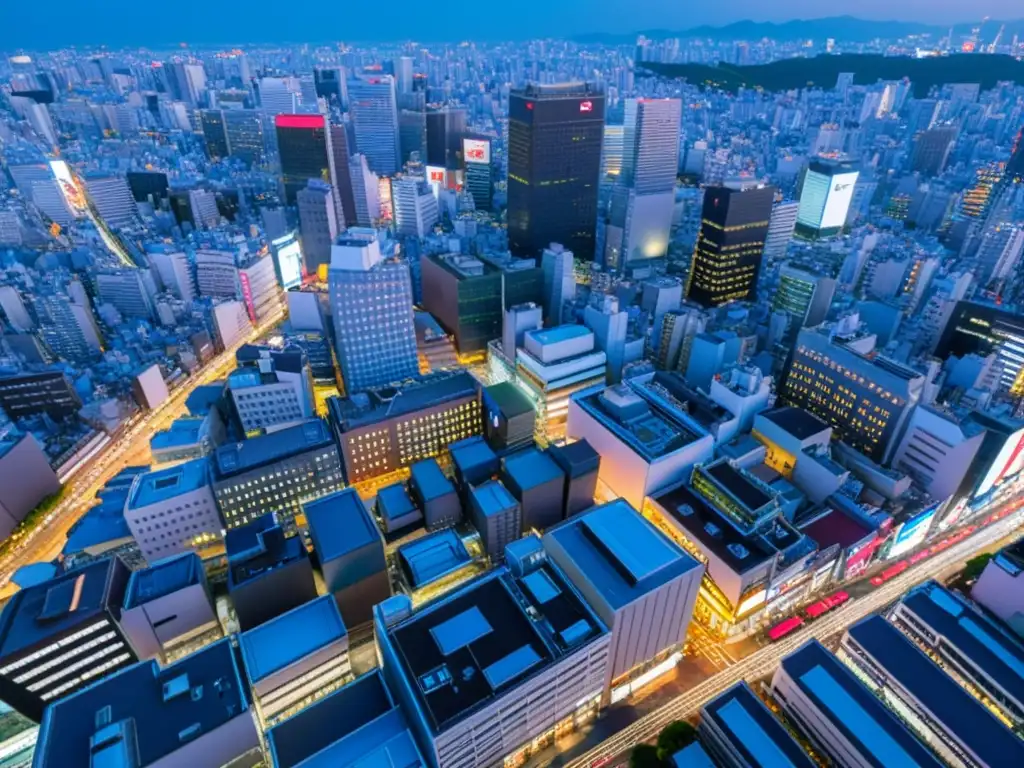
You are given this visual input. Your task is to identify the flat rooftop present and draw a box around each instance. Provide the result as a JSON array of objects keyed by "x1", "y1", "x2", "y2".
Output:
[
  {"x1": 701, "y1": 461, "x2": 774, "y2": 514},
  {"x1": 150, "y1": 418, "x2": 205, "y2": 450},
  {"x1": 185, "y1": 383, "x2": 224, "y2": 416},
  {"x1": 845, "y1": 616, "x2": 1024, "y2": 767},
  {"x1": 778, "y1": 640, "x2": 943, "y2": 767},
  {"x1": 800, "y1": 508, "x2": 875, "y2": 550},
  {"x1": 760, "y1": 407, "x2": 830, "y2": 442},
  {"x1": 385, "y1": 563, "x2": 604, "y2": 733},
  {"x1": 898, "y1": 581, "x2": 1024, "y2": 708},
  {"x1": 226, "y1": 517, "x2": 308, "y2": 587},
  {"x1": 305, "y1": 489, "x2": 380, "y2": 562},
  {"x1": 62, "y1": 501, "x2": 132, "y2": 556},
  {"x1": 35, "y1": 638, "x2": 251, "y2": 768},
  {"x1": 701, "y1": 682, "x2": 814, "y2": 768},
  {"x1": 124, "y1": 553, "x2": 203, "y2": 609},
  {"x1": 543, "y1": 500, "x2": 701, "y2": 610},
  {"x1": 483, "y1": 381, "x2": 534, "y2": 419},
  {"x1": 213, "y1": 419, "x2": 333, "y2": 479},
  {"x1": 471, "y1": 480, "x2": 518, "y2": 517},
  {"x1": 409, "y1": 459, "x2": 457, "y2": 501},
  {"x1": 450, "y1": 435, "x2": 498, "y2": 476},
  {"x1": 398, "y1": 530, "x2": 473, "y2": 589},
  {"x1": 527, "y1": 325, "x2": 590, "y2": 346},
  {"x1": 329, "y1": 372, "x2": 478, "y2": 432},
  {"x1": 128, "y1": 457, "x2": 210, "y2": 509},
  {"x1": 266, "y1": 670, "x2": 424, "y2": 768},
  {"x1": 503, "y1": 448, "x2": 564, "y2": 492},
  {"x1": 240, "y1": 596, "x2": 347, "y2": 683},
  {"x1": 0, "y1": 557, "x2": 122, "y2": 659}
]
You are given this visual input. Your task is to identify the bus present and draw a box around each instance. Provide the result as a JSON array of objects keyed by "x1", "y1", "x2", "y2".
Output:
[
  {"x1": 768, "y1": 616, "x2": 805, "y2": 641},
  {"x1": 871, "y1": 560, "x2": 909, "y2": 587},
  {"x1": 805, "y1": 591, "x2": 850, "y2": 619}
]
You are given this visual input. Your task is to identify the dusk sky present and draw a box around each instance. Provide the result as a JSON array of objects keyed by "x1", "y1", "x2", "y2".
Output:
[{"x1": 0, "y1": 0, "x2": 1020, "y2": 48}]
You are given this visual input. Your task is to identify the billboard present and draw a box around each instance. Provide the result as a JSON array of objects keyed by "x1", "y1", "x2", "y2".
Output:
[
  {"x1": 463, "y1": 138, "x2": 490, "y2": 166},
  {"x1": 49, "y1": 160, "x2": 85, "y2": 212},
  {"x1": 976, "y1": 427, "x2": 1024, "y2": 499},
  {"x1": 888, "y1": 503, "x2": 941, "y2": 560},
  {"x1": 819, "y1": 170, "x2": 859, "y2": 230},
  {"x1": 276, "y1": 240, "x2": 303, "y2": 290}
]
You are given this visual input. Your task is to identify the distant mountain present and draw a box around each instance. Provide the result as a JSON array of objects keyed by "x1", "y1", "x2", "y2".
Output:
[{"x1": 574, "y1": 16, "x2": 1024, "y2": 45}]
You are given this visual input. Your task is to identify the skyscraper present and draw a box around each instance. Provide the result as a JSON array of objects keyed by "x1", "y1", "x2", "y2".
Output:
[
  {"x1": 348, "y1": 154, "x2": 380, "y2": 226},
  {"x1": 911, "y1": 125, "x2": 958, "y2": 176},
  {"x1": 392, "y1": 177, "x2": 439, "y2": 238},
  {"x1": 200, "y1": 109, "x2": 230, "y2": 160},
  {"x1": 329, "y1": 233, "x2": 418, "y2": 393},
  {"x1": 541, "y1": 244, "x2": 577, "y2": 326},
  {"x1": 425, "y1": 107, "x2": 467, "y2": 172},
  {"x1": 463, "y1": 137, "x2": 492, "y2": 211},
  {"x1": 275, "y1": 115, "x2": 332, "y2": 204},
  {"x1": 328, "y1": 123, "x2": 357, "y2": 226},
  {"x1": 297, "y1": 180, "x2": 340, "y2": 275},
  {"x1": 686, "y1": 185, "x2": 775, "y2": 307},
  {"x1": 223, "y1": 110, "x2": 265, "y2": 167},
  {"x1": 347, "y1": 76, "x2": 401, "y2": 176},
  {"x1": 507, "y1": 83, "x2": 605, "y2": 260},
  {"x1": 773, "y1": 264, "x2": 836, "y2": 337},
  {"x1": 795, "y1": 159, "x2": 859, "y2": 239},
  {"x1": 603, "y1": 98, "x2": 681, "y2": 270}
]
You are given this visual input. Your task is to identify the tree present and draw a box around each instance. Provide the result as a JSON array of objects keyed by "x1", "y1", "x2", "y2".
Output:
[
  {"x1": 656, "y1": 720, "x2": 697, "y2": 761},
  {"x1": 963, "y1": 553, "x2": 993, "y2": 582},
  {"x1": 629, "y1": 744, "x2": 664, "y2": 768}
]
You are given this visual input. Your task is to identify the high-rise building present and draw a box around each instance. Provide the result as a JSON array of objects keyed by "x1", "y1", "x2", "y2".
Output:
[
  {"x1": 426, "y1": 106, "x2": 467, "y2": 171},
  {"x1": 223, "y1": 109, "x2": 265, "y2": 166},
  {"x1": 762, "y1": 200, "x2": 799, "y2": 262},
  {"x1": 541, "y1": 243, "x2": 576, "y2": 326},
  {"x1": 228, "y1": 347, "x2": 314, "y2": 434},
  {"x1": 329, "y1": 233, "x2": 418, "y2": 393},
  {"x1": 329, "y1": 123, "x2": 357, "y2": 226},
  {"x1": 313, "y1": 66, "x2": 347, "y2": 107},
  {"x1": 347, "y1": 75, "x2": 401, "y2": 176},
  {"x1": 187, "y1": 188, "x2": 219, "y2": 229},
  {"x1": 259, "y1": 76, "x2": 300, "y2": 116},
  {"x1": 148, "y1": 248, "x2": 195, "y2": 303},
  {"x1": 392, "y1": 177, "x2": 439, "y2": 238},
  {"x1": 275, "y1": 114, "x2": 332, "y2": 204},
  {"x1": 398, "y1": 109, "x2": 426, "y2": 164},
  {"x1": 200, "y1": 109, "x2": 230, "y2": 160},
  {"x1": 32, "y1": 295, "x2": 100, "y2": 363},
  {"x1": 603, "y1": 98, "x2": 681, "y2": 270},
  {"x1": 95, "y1": 269, "x2": 155, "y2": 321},
  {"x1": 686, "y1": 185, "x2": 775, "y2": 307},
  {"x1": 772, "y1": 264, "x2": 836, "y2": 335},
  {"x1": 507, "y1": 83, "x2": 605, "y2": 260},
  {"x1": 348, "y1": 154, "x2": 381, "y2": 226},
  {"x1": 911, "y1": 125, "x2": 958, "y2": 176},
  {"x1": 935, "y1": 301, "x2": 1024, "y2": 396},
  {"x1": 795, "y1": 159, "x2": 859, "y2": 239},
  {"x1": 296, "y1": 179, "x2": 339, "y2": 275},
  {"x1": 84, "y1": 174, "x2": 138, "y2": 229},
  {"x1": 463, "y1": 137, "x2": 492, "y2": 211}
]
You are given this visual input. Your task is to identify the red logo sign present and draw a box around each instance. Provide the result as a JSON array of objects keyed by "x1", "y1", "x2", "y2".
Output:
[
  {"x1": 580, "y1": 100, "x2": 593, "y2": 112},
  {"x1": 467, "y1": 147, "x2": 485, "y2": 161},
  {"x1": 429, "y1": 170, "x2": 445, "y2": 182},
  {"x1": 526, "y1": 102, "x2": 534, "y2": 110}
]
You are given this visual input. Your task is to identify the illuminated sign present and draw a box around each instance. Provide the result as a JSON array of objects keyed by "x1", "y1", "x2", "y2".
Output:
[
  {"x1": 49, "y1": 160, "x2": 86, "y2": 212},
  {"x1": 272, "y1": 238, "x2": 303, "y2": 290},
  {"x1": 888, "y1": 503, "x2": 940, "y2": 559},
  {"x1": 976, "y1": 427, "x2": 1024, "y2": 499},
  {"x1": 463, "y1": 138, "x2": 490, "y2": 165},
  {"x1": 579, "y1": 100, "x2": 593, "y2": 112},
  {"x1": 239, "y1": 271, "x2": 256, "y2": 324},
  {"x1": 274, "y1": 114, "x2": 325, "y2": 130},
  {"x1": 819, "y1": 170, "x2": 860, "y2": 230}
]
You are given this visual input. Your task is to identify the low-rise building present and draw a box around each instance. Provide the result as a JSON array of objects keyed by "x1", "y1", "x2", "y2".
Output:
[
  {"x1": 240, "y1": 596, "x2": 351, "y2": 726},
  {"x1": 396, "y1": 529, "x2": 483, "y2": 605},
  {"x1": 469, "y1": 480, "x2": 521, "y2": 563},
  {"x1": 501, "y1": 448, "x2": 565, "y2": 532},
  {"x1": 547, "y1": 440, "x2": 601, "y2": 518},
  {"x1": 752, "y1": 407, "x2": 849, "y2": 504},
  {"x1": 971, "y1": 536, "x2": 1024, "y2": 638},
  {"x1": 543, "y1": 499, "x2": 703, "y2": 704},
  {"x1": 228, "y1": 346, "x2": 314, "y2": 434},
  {"x1": 409, "y1": 458, "x2": 463, "y2": 530}
]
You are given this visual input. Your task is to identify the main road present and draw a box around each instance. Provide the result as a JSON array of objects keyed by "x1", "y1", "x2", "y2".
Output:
[
  {"x1": 0, "y1": 306, "x2": 286, "y2": 594},
  {"x1": 561, "y1": 506, "x2": 1024, "y2": 768}
]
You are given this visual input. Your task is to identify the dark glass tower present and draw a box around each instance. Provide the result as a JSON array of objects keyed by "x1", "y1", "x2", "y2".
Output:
[
  {"x1": 507, "y1": 83, "x2": 605, "y2": 261},
  {"x1": 200, "y1": 109, "x2": 230, "y2": 160},
  {"x1": 275, "y1": 114, "x2": 331, "y2": 204},
  {"x1": 425, "y1": 107, "x2": 467, "y2": 170},
  {"x1": 685, "y1": 185, "x2": 775, "y2": 307}
]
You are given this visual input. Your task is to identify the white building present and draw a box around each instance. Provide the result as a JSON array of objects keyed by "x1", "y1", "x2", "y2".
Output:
[
  {"x1": 212, "y1": 300, "x2": 252, "y2": 350},
  {"x1": 348, "y1": 154, "x2": 381, "y2": 226},
  {"x1": 84, "y1": 174, "x2": 138, "y2": 229},
  {"x1": 133, "y1": 363, "x2": 169, "y2": 409},
  {"x1": 239, "y1": 251, "x2": 282, "y2": 325},
  {"x1": 149, "y1": 249, "x2": 195, "y2": 303},
  {"x1": 541, "y1": 244, "x2": 576, "y2": 326},
  {"x1": 228, "y1": 351, "x2": 314, "y2": 434},
  {"x1": 890, "y1": 405, "x2": 985, "y2": 501},
  {"x1": 393, "y1": 177, "x2": 439, "y2": 238},
  {"x1": 795, "y1": 160, "x2": 859, "y2": 239},
  {"x1": 188, "y1": 188, "x2": 220, "y2": 229}
]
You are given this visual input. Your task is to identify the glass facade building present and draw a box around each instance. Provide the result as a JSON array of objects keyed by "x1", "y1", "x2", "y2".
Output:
[{"x1": 275, "y1": 114, "x2": 331, "y2": 204}]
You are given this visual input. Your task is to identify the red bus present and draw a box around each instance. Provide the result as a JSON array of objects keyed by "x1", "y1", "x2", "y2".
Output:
[
  {"x1": 871, "y1": 560, "x2": 909, "y2": 586},
  {"x1": 768, "y1": 616, "x2": 805, "y2": 641},
  {"x1": 805, "y1": 591, "x2": 850, "y2": 619}
]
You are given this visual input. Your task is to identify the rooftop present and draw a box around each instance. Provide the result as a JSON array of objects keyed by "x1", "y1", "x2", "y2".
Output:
[
  {"x1": 702, "y1": 460, "x2": 774, "y2": 516},
  {"x1": 701, "y1": 682, "x2": 814, "y2": 768},
  {"x1": 185, "y1": 383, "x2": 224, "y2": 416},
  {"x1": 377, "y1": 483, "x2": 422, "y2": 528},
  {"x1": 409, "y1": 459, "x2": 457, "y2": 501},
  {"x1": 778, "y1": 640, "x2": 943, "y2": 767},
  {"x1": 470, "y1": 480, "x2": 518, "y2": 517},
  {"x1": 383, "y1": 563, "x2": 605, "y2": 732},
  {"x1": 124, "y1": 553, "x2": 204, "y2": 609},
  {"x1": 526, "y1": 325, "x2": 591, "y2": 347},
  {"x1": 265, "y1": 670, "x2": 424, "y2": 768},
  {"x1": 213, "y1": 419, "x2": 333, "y2": 479},
  {"x1": 845, "y1": 616, "x2": 1024, "y2": 767},
  {"x1": 150, "y1": 418, "x2": 205, "y2": 451},
  {"x1": 128, "y1": 458, "x2": 210, "y2": 509},
  {"x1": 240, "y1": 596, "x2": 347, "y2": 683},
  {"x1": 760, "y1": 407, "x2": 830, "y2": 442},
  {"x1": 0, "y1": 557, "x2": 125, "y2": 659},
  {"x1": 35, "y1": 638, "x2": 251, "y2": 768},
  {"x1": 328, "y1": 372, "x2": 478, "y2": 432},
  {"x1": 450, "y1": 436, "x2": 498, "y2": 476},
  {"x1": 898, "y1": 581, "x2": 1024, "y2": 707},
  {"x1": 547, "y1": 439, "x2": 600, "y2": 478},
  {"x1": 398, "y1": 529, "x2": 474, "y2": 589},
  {"x1": 62, "y1": 501, "x2": 132, "y2": 557},
  {"x1": 503, "y1": 449, "x2": 564, "y2": 492},
  {"x1": 226, "y1": 516, "x2": 308, "y2": 588},
  {"x1": 543, "y1": 500, "x2": 701, "y2": 610},
  {"x1": 483, "y1": 381, "x2": 535, "y2": 419},
  {"x1": 305, "y1": 489, "x2": 380, "y2": 562}
]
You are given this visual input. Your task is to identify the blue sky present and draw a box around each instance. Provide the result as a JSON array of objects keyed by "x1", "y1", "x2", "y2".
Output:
[{"x1": 0, "y1": 0, "x2": 1019, "y2": 49}]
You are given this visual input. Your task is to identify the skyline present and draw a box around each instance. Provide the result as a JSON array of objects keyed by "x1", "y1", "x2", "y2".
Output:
[{"x1": 1, "y1": 3, "x2": 1023, "y2": 49}]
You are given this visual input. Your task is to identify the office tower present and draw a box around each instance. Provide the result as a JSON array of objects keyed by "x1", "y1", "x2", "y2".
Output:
[
  {"x1": 329, "y1": 233, "x2": 418, "y2": 393},
  {"x1": 641, "y1": 276, "x2": 683, "y2": 340},
  {"x1": 686, "y1": 185, "x2": 775, "y2": 307},
  {"x1": 773, "y1": 264, "x2": 836, "y2": 333},
  {"x1": 297, "y1": 179, "x2": 340, "y2": 274},
  {"x1": 784, "y1": 327, "x2": 925, "y2": 463},
  {"x1": 762, "y1": 200, "x2": 799, "y2": 262},
  {"x1": 238, "y1": 251, "x2": 282, "y2": 324},
  {"x1": 602, "y1": 124, "x2": 625, "y2": 178},
  {"x1": 275, "y1": 114, "x2": 332, "y2": 204},
  {"x1": 259, "y1": 76, "x2": 300, "y2": 115},
  {"x1": 975, "y1": 224, "x2": 1024, "y2": 284},
  {"x1": 34, "y1": 639, "x2": 259, "y2": 768},
  {"x1": 426, "y1": 106, "x2": 467, "y2": 172},
  {"x1": 392, "y1": 177, "x2": 439, "y2": 238},
  {"x1": 0, "y1": 286, "x2": 31, "y2": 331},
  {"x1": 912, "y1": 125, "x2": 958, "y2": 176},
  {"x1": 173, "y1": 61, "x2": 207, "y2": 105},
  {"x1": 374, "y1": 543, "x2": 610, "y2": 768},
  {"x1": 463, "y1": 137, "x2": 492, "y2": 211},
  {"x1": 96, "y1": 269, "x2": 155, "y2": 320},
  {"x1": 795, "y1": 159, "x2": 859, "y2": 239},
  {"x1": 541, "y1": 243, "x2": 576, "y2": 326},
  {"x1": 347, "y1": 75, "x2": 401, "y2": 176},
  {"x1": 936, "y1": 301, "x2": 1024, "y2": 396},
  {"x1": 469, "y1": 481, "x2": 521, "y2": 561},
  {"x1": 212, "y1": 300, "x2": 252, "y2": 350},
  {"x1": 200, "y1": 109, "x2": 230, "y2": 159},
  {"x1": 348, "y1": 154, "x2": 381, "y2": 226},
  {"x1": 771, "y1": 641, "x2": 943, "y2": 768},
  {"x1": 603, "y1": 98, "x2": 681, "y2": 270},
  {"x1": 32, "y1": 295, "x2": 99, "y2": 363},
  {"x1": 30, "y1": 178, "x2": 74, "y2": 225},
  {"x1": 212, "y1": 419, "x2": 343, "y2": 530},
  {"x1": 503, "y1": 302, "x2": 543, "y2": 359},
  {"x1": 187, "y1": 188, "x2": 219, "y2": 229},
  {"x1": 149, "y1": 249, "x2": 195, "y2": 303},
  {"x1": 543, "y1": 500, "x2": 702, "y2": 704},
  {"x1": 223, "y1": 109, "x2": 265, "y2": 166},
  {"x1": 229, "y1": 348, "x2": 314, "y2": 433},
  {"x1": 507, "y1": 83, "x2": 605, "y2": 260},
  {"x1": 399, "y1": 109, "x2": 426, "y2": 164},
  {"x1": 329, "y1": 122, "x2": 357, "y2": 226},
  {"x1": 313, "y1": 66, "x2": 347, "y2": 107},
  {"x1": 396, "y1": 56, "x2": 414, "y2": 93},
  {"x1": 84, "y1": 174, "x2": 138, "y2": 228},
  {"x1": 655, "y1": 307, "x2": 706, "y2": 372},
  {"x1": 584, "y1": 295, "x2": 630, "y2": 383},
  {"x1": 0, "y1": 557, "x2": 136, "y2": 722}
]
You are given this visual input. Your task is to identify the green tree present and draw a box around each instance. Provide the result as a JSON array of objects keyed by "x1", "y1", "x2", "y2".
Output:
[
  {"x1": 629, "y1": 744, "x2": 664, "y2": 768},
  {"x1": 963, "y1": 553, "x2": 993, "y2": 582},
  {"x1": 656, "y1": 720, "x2": 697, "y2": 761}
]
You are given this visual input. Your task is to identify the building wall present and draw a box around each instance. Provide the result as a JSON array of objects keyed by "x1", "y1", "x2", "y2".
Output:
[
  {"x1": 231, "y1": 382, "x2": 307, "y2": 434},
  {"x1": 150, "y1": 713, "x2": 262, "y2": 768},
  {"x1": 252, "y1": 636, "x2": 350, "y2": 723},
  {"x1": 124, "y1": 482, "x2": 222, "y2": 564},
  {"x1": 770, "y1": 666, "x2": 864, "y2": 768},
  {"x1": 972, "y1": 561, "x2": 1024, "y2": 637},
  {"x1": 0, "y1": 435, "x2": 61, "y2": 539},
  {"x1": 232, "y1": 560, "x2": 317, "y2": 632},
  {"x1": 119, "y1": 583, "x2": 219, "y2": 661},
  {"x1": 890, "y1": 408, "x2": 984, "y2": 501}
]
